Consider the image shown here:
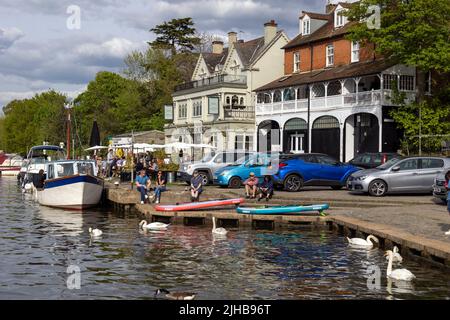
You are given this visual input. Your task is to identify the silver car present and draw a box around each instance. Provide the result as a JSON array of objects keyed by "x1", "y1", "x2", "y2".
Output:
[
  {"x1": 347, "y1": 157, "x2": 450, "y2": 196},
  {"x1": 432, "y1": 170, "x2": 449, "y2": 203}
]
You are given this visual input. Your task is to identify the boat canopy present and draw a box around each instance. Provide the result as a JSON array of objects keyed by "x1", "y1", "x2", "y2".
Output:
[{"x1": 45, "y1": 160, "x2": 98, "y2": 180}]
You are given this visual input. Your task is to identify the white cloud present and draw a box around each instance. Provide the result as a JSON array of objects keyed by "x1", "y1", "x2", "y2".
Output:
[
  {"x1": 0, "y1": 27, "x2": 25, "y2": 53},
  {"x1": 76, "y1": 37, "x2": 146, "y2": 60}
]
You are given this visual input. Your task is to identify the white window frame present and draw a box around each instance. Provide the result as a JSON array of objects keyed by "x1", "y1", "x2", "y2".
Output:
[
  {"x1": 293, "y1": 52, "x2": 300, "y2": 73},
  {"x1": 326, "y1": 44, "x2": 334, "y2": 67},
  {"x1": 351, "y1": 41, "x2": 360, "y2": 63},
  {"x1": 192, "y1": 101, "x2": 202, "y2": 117},
  {"x1": 335, "y1": 9, "x2": 346, "y2": 28},
  {"x1": 399, "y1": 75, "x2": 415, "y2": 91},
  {"x1": 302, "y1": 18, "x2": 310, "y2": 35}
]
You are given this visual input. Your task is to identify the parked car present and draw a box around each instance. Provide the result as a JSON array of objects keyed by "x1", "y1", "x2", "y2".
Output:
[
  {"x1": 214, "y1": 153, "x2": 284, "y2": 188},
  {"x1": 347, "y1": 157, "x2": 450, "y2": 196},
  {"x1": 177, "y1": 151, "x2": 254, "y2": 185},
  {"x1": 273, "y1": 153, "x2": 361, "y2": 192},
  {"x1": 347, "y1": 152, "x2": 400, "y2": 169},
  {"x1": 432, "y1": 170, "x2": 449, "y2": 203}
]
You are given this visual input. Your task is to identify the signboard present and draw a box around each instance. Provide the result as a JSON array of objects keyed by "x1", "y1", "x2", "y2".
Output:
[
  {"x1": 208, "y1": 96, "x2": 219, "y2": 115},
  {"x1": 112, "y1": 137, "x2": 132, "y2": 146},
  {"x1": 164, "y1": 105, "x2": 174, "y2": 120}
]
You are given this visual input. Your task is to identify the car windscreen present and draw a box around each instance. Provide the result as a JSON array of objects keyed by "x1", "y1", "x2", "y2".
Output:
[{"x1": 376, "y1": 157, "x2": 402, "y2": 169}]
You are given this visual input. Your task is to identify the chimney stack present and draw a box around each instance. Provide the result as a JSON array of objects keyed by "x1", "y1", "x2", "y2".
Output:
[
  {"x1": 212, "y1": 40, "x2": 224, "y2": 54},
  {"x1": 228, "y1": 31, "x2": 237, "y2": 46},
  {"x1": 264, "y1": 20, "x2": 278, "y2": 45}
]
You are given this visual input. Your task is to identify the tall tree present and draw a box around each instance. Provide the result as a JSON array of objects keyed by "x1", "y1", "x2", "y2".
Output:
[{"x1": 149, "y1": 17, "x2": 201, "y2": 55}]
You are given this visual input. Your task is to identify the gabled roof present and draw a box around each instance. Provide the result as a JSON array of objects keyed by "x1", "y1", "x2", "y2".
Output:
[
  {"x1": 255, "y1": 59, "x2": 396, "y2": 92},
  {"x1": 235, "y1": 31, "x2": 285, "y2": 67},
  {"x1": 201, "y1": 49, "x2": 229, "y2": 73},
  {"x1": 284, "y1": 2, "x2": 357, "y2": 49},
  {"x1": 300, "y1": 11, "x2": 332, "y2": 20}
]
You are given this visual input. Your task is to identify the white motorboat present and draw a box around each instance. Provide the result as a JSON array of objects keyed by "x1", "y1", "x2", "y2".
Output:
[
  {"x1": 35, "y1": 159, "x2": 104, "y2": 210},
  {"x1": 20, "y1": 145, "x2": 66, "y2": 191},
  {"x1": 0, "y1": 152, "x2": 23, "y2": 177}
]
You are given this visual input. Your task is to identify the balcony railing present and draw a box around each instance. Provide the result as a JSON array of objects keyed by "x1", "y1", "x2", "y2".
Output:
[
  {"x1": 224, "y1": 106, "x2": 255, "y2": 120},
  {"x1": 174, "y1": 75, "x2": 247, "y2": 92},
  {"x1": 255, "y1": 89, "x2": 415, "y2": 116}
]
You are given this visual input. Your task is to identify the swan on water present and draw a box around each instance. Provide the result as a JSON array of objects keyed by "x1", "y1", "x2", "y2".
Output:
[
  {"x1": 385, "y1": 246, "x2": 403, "y2": 263},
  {"x1": 139, "y1": 220, "x2": 169, "y2": 231},
  {"x1": 385, "y1": 250, "x2": 415, "y2": 281},
  {"x1": 445, "y1": 230, "x2": 450, "y2": 236},
  {"x1": 89, "y1": 227, "x2": 102, "y2": 237},
  {"x1": 154, "y1": 288, "x2": 196, "y2": 300},
  {"x1": 347, "y1": 235, "x2": 379, "y2": 247},
  {"x1": 212, "y1": 216, "x2": 228, "y2": 236}
]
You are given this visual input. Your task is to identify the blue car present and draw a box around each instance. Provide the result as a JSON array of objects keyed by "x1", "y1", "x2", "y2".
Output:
[
  {"x1": 213, "y1": 153, "x2": 282, "y2": 188},
  {"x1": 274, "y1": 153, "x2": 361, "y2": 192}
]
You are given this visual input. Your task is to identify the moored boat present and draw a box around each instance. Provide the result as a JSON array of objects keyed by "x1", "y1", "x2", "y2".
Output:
[
  {"x1": 35, "y1": 159, "x2": 104, "y2": 210},
  {"x1": 155, "y1": 198, "x2": 244, "y2": 212},
  {"x1": 236, "y1": 204, "x2": 329, "y2": 215},
  {"x1": 0, "y1": 152, "x2": 23, "y2": 177}
]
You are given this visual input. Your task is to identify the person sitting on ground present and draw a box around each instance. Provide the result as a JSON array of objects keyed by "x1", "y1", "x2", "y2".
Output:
[
  {"x1": 244, "y1": 172, "x2": 259, "y2": 199},
  {"x1": 258, "y1": 175, "x2": 274, "y2": 202},
  {"x1": 445, "y1": 170, "x2": 450, "y2": 235},
  {"x1": 190, "y1": 170, "x2": 203, "y2": 202},
  {"x1": 136, "y1": 169, "x2": 151, "y2": 204},
  {"x1": 153, "y1": 171, "x2": 167, "y2": 204}
]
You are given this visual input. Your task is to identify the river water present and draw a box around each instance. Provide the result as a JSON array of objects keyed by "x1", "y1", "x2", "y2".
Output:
[{"x1": 0, "y1": 176, "x2": 449, "y2": 300}]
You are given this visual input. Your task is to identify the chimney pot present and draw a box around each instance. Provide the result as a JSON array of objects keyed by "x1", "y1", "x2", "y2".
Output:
[
  {"x1": 264, "y1": 19, "x2": 278, "y2": 45},
  {"x1": 228, "y1": 32, "x2": 237, "y2": 45},
  {"x1": 212, "y1": 40, "x2": 224, "y2": 54}
]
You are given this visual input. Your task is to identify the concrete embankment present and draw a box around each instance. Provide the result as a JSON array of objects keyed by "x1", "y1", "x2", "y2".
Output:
[{"x1": 105, "y1": 182, "x2": 450, "y2": 268}]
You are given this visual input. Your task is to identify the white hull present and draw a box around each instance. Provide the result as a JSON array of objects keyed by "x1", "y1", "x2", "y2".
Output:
[{"x1": 37, "y1": 177, "x2": 103, "y2": 210}]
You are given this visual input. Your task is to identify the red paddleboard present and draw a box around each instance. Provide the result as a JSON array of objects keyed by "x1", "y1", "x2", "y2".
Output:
[{"x1": 155, "y1": 198, "x2": 245, "y2": 212}]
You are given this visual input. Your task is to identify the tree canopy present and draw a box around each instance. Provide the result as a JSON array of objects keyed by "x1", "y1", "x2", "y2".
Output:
[{"x1": 149, "y1": 17, "x2": 201, "y2": 55}]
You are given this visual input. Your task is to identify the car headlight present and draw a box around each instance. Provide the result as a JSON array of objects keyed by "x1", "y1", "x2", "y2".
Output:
[
  {"x1": 358, "y1": 175, "x2": 368, "y2": 181},
  {"x1": 220, "y1": 172, "x2": 226, "y2": 176}
]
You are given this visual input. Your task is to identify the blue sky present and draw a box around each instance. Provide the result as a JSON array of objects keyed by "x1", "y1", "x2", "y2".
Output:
[{"x1": 0, "y1": 0, "x2": 327, "y2": 110}]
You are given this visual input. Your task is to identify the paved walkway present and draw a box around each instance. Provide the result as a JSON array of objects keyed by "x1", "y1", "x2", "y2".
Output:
[{"x1": 106, "y1": 181, "x2": 450, "y2": 242}]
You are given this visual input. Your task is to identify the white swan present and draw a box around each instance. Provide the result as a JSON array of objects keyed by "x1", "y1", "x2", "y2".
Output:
[
  {"x1": 385, "y1": 246, "x2": 403, "y2": 263},
  {"x1": 89, "y1": 227, "x2": 102, "y2": 237},
  {"x1": 212, "y1": 216, "x2": 228, "y2": 236},
  {"x1": 347, "y1": 235, "x2": 379, "y2": 247},
  {"x1": 445, "y1": 230, "x2": 450, "y2": 236},
  {"x1": 385, "y1": 250, "x2": 415, "y2": 281},
  {"x1": 139, "y1": 220, "x2": 169, "y2": 231}
]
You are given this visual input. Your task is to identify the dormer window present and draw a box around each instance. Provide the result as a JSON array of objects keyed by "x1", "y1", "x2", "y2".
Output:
[
  {"x1": 335, "y1": 8, "x2": 346, "y2": 28},
  {"x1": 302, "y1": 18, "x2": 310, "y2": 35}
]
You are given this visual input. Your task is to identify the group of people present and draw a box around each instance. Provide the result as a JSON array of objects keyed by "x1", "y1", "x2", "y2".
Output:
[
  {"x1": 135, "y1": 169, "x2": 204, "y2": 205},
  {"x1": 243, "y1": 172, "x2": 274, "y2": 201},
  {"x1": 135, "y1": 169, "x2": 167, "y2": 204}
]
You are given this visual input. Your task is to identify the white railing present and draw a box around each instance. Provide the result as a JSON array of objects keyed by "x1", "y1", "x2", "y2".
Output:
[{"x1": 255, "y1": 89, "x2": 415, "y2": 116}]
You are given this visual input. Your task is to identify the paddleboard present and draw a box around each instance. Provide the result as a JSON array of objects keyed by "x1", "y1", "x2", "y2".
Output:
[
  {"x1": 236, "y1": 204, "x2": 329, "y2": 215},
  {"x1": 155, "y1": 198, "x2": 245, "y2": 212}
]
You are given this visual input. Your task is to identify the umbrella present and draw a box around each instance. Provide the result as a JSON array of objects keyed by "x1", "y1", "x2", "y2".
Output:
[
  {"x1": 84, "y1": 145, "x2": 109, "y2": 151},
  {"x1": 89, "y1": 121, "x2": 100, "y2": 147}
]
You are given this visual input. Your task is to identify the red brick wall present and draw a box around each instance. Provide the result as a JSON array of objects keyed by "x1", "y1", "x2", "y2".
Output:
[{"x1": 283, "y1": 36, "x2": 376, "y2": 75}]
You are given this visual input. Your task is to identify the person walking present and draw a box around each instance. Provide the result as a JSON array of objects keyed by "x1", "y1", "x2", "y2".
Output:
[
  {"x1": 258, "y1": 175, "x2": 274, "y2": 202},
  {"x1": 136, "y1": 170, "x2": 151, "y2": 204},
  {"x1": 445, "y1": 170, "x2": 450, "y2": 235},
  {"x1": 244, "y1": 172, "x2": 259, "y2": 199},
  {"x1": 190, "y1": 170, "x2": 203, "y2": 202},
  {"x1": 154, "y1": 171, "x2": 166, "y2": 204},
  {"x1": 106, "y1": 148, "x2": 114, "y2": 178}
]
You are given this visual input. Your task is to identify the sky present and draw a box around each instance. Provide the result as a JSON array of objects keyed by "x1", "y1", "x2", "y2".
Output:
[{"x1": 0, "y1": 0, "x2": 328, "y2": 111}]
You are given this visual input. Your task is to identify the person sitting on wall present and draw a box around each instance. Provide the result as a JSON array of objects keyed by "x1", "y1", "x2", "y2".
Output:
[
  {"x1": 153, "y1": 171, "x2": 166, "y2": 204},
  {"x1": 136, "y1": 169, "x2": 151, "y2": 204},
  {"x1": 244, "y1": 172, "x2": 259, "y2": 199},
  {"x1": 258, "y1": 175, "x2": 274, "y2": 202},
  {"x1": 190, "y1": 170, "x2": 203, "y2": 202}
]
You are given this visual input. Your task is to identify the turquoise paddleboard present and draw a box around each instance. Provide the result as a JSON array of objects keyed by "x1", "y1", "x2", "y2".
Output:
[{"x1": 236, "y1": 204, "x2": 329, "y2": 215}]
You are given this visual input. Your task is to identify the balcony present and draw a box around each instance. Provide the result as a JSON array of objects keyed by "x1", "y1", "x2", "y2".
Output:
[
  {"x1": 256, "y1": 89, "x2": 416, "y2": 116},
  {"x1": 174, "y1": 75, "x2": 247, "y2": 92},
  {"x1": 224, "y1": 105, "x2": 255, "y2": 120}
]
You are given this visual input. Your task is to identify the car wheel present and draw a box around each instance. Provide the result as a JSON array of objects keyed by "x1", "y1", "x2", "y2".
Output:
[
  {"x1": 441, "y1": 199, "x2": 448, "y2": 204},
  {"x1": 284, "y1": 174, "x2": 303, "y2": 192},
  {"x1": 368, "y1": 179, "x2": 387, "y2": 197},
  {"x1": 198, "y1": 172, "x2": 209, "y2": 186},
  {"x1": 228, "y1": 177, "x2": 241, "y2": 189}
]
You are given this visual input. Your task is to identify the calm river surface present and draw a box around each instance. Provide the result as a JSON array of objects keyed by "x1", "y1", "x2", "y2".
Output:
[{"x1": 0, "y1": 176, "x2": 449, "y2": 300}]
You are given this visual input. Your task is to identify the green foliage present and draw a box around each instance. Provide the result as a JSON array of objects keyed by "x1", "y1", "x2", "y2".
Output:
[
  {"x1": 149, "y1": 17, "x2": 201, "y2": 54},
  {"x1": 1, "y1": 91, "x2": 67, "y2": 154},
  {"x1": 346, "y1": 0, "x2": 450, "y2": 73}
]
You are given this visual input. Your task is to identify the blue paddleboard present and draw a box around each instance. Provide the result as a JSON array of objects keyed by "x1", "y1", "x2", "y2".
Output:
[{"x1": 236, "y1": 204, "x2": 329, "y2": 215}]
